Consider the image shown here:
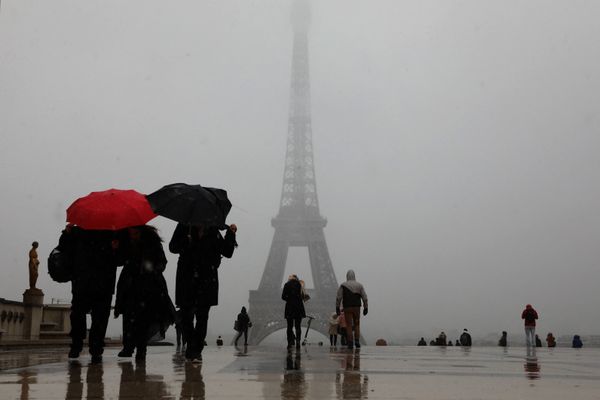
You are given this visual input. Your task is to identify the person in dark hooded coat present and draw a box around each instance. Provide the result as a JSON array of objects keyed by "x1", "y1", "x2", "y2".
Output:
[
  {"x1": 169, "y1": 223, "x2": 237, "y2": 362},
  {"x1": 59, "y1": 225, "x2": 125, "y2": 363},
  {"x1": 281, "y1": 274, "x2": 306, "y2": 349},
  {"x1": 115, "y1": 225, "x2": 175, "y2": 360},
  {"x1": 234, "y1": 306, "x2": 251, "y2": 346},
  {"x1": 335, "y1": 270, "x2": 368, "y2": 350}
]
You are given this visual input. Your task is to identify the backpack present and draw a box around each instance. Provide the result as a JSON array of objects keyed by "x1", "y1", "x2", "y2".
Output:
[{"x1": 47, "y1": 246, "x2": 73, "y2": 283}]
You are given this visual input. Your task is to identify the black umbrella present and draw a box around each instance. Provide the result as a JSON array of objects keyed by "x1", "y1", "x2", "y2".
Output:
[{"x1": 146, "y1": 183, "x2": 232, "y2": 227}]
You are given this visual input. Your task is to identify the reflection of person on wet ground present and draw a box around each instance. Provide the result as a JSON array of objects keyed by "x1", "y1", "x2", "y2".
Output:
[
  {"x1": 18, "y1": 369, "x2": 37, "y2": 400},
  {"x1": 65, "y1": 362, "x2": 104, "y2": 399},
  {"x1": 234, "y1": 306, "x2": 251, "y2": 346},
  {"x1": 498, "y1": 331, "x2": 508, "y2": 347},
  {"x1": 524, "y1": 347, "x2": 540, "y2": 380},
  {"x1": 281, "y1": 351, "x2": 305, "y2": 399},
  {"x1": 282, "y1": 275, "x2": 306, "y2": 349},
  {"x1": 572, "y1": 335, "x2": 583, "y2": 348},
  {"x1": 118, "y1": 361, "x2": 170, "y2": 399},
  {"x1": 521, "y1": 304, "x2": 539, "y2": 347},
  {"x1": 180, "y1": 361, "x2": 205, "y2": 399},
  {"x1": 546, "y1": 332, "x2": 556, "y2": 348},
  {"x1": 417, "y1": 337, "x2": 427, "y2": 346},
  {"x1": 336, "y1": 352, "x2": 368, "y2": 399},
  {"x1": 336, "y1": 270, "x2": 368, "y2": 350}
]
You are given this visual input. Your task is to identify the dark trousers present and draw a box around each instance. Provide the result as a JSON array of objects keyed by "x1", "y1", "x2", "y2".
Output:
[
  {"x1": 70, "y1": 293, "x2": 112, "y2": 356},
  {"x1": 286, "y1": 317, "x2": 302, "y2": 346},
  {"x1": 121, "y1": 312, "x2": 150, "y2": 355},
  {"x1": 234, "y1": 328, "x2": 248, "y2": 345},
  {"x1": 181, "y1": 305, "x2": 211, "y2": 359}
]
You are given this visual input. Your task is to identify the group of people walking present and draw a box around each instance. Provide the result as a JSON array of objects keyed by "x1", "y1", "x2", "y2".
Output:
[
  {"x1": 282, "y1": 269, "x2": 369, "y2": 351},
  {"x1": 55, "y1": 221, "x2": 237, "y2": 364}
]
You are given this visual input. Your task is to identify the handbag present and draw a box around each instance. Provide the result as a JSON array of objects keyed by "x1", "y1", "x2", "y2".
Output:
[{"x1": 234, "y1": 320, "x2": 240, "y2": 332}]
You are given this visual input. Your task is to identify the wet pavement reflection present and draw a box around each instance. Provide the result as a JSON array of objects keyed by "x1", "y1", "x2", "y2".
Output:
[
  {"x1": 1, "y1": 346, "x2": 600, "y2": 399},
  {"x1": 524, "y1": 347, "x2": 541, "y2": 381},
  {"x1": 336, "y1": 351, "x2": 368, "y2": 399}
]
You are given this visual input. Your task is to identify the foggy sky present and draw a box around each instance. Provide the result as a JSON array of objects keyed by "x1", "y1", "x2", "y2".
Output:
[{"x1": 1, "y1": 0, "x2": 599, "y2": 343}]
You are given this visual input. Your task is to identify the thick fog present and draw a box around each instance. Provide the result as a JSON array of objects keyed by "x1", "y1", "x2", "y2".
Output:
[{"x1": 1, "y1": 0, "x2": 599, "y2": 344}]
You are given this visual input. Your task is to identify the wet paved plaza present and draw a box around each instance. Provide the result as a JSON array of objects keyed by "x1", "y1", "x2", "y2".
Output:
[{"x1": 1, "y1": 345, "x2": 599, "y2": 399}]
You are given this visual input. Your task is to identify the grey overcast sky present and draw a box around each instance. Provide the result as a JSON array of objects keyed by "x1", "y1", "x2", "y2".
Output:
[{"x1": 1, "y1": 0, "x2": 599, "y2": 343}]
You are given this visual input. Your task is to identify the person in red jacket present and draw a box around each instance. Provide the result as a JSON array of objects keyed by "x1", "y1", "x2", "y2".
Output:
[{"x1": 521, "y1": 304, "x2": 539, "y2": 347}]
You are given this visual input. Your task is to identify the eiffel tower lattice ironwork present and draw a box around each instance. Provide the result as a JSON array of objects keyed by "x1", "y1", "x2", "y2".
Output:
[{"x1": 247, "y1": 0, "x2": 338, "y2": 345}]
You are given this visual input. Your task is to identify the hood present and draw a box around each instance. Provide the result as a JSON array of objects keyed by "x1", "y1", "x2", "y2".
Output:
[
  {"x1": 346, "y1": 270, "x2": 356, "y2": 281},
  {"x1": 241, "y1": 307, "x2": 247, "y2": 314}
]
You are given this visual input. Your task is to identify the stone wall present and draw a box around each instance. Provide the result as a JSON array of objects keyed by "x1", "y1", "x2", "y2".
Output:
[{"x1": 0, "y1": 295, "x2": 71, "y2": 343}]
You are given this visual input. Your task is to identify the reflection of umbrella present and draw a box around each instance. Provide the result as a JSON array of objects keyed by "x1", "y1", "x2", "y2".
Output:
[
  {"x1": 146, "y1": 183, "x2": 232, "y2": 227},
  {"x1": 67, "y1": 189, "x2": 156, "y2": 230}
]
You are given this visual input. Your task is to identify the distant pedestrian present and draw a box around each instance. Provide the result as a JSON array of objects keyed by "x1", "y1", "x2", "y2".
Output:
[
  {"x1": 175, "y1": 309, "x2": 186, "y2": 350},
  {"x1": 498, "y1": 331, "x2": 508, "y2": 347},
  {"x1": 546, "y1": 333, "x2": 556, "y2": 348},
  {"x1": 336, "y1": 270, "x2": 368, "y2": 350},
  {"x1": 436, "y1": 331, "x2": 447, "y2": 346},
  {"x1": 417, "y1": 337, "x2": 427, "y2": 346},
  {"x1": 429, "y1": 340, "x2": 436, "y2": 346},
  {"x1": 572, "y1": 335, "x2": 583, "y2": 348},
  {"x1": 521, "y1": 304, "x2": 539, "y2": 347},
  {"x1": 535, "y1": 334, "x2": 542, "y2": 348},
  {"x1": 460, "y1": 329, "x2": 472, "y2": 346},
  {"x1": 234, "y1": 306, "x2": 251, "y2": 346},
  {"x1": 328, "y1": 312, "x2": 339, "y2": 347},
  {"x1": 216, "y1": 336, "x2": 224, "y2": 346},
  {"x1": 447, "y1": 340, "x2": 453, "y2": 346},
  {"x1": 338, "y1": 309, "x2": 348, "y2": 346},
  {"x1": 455, "y1": 340, "x2": 461, "y2": 346},
  {"x1": 282, "y1": 274, "x2": 306, "y2": 349}
]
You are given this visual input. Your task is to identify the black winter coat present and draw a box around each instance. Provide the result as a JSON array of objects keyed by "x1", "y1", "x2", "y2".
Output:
[
  {"x1": 169, "y1": 224, "x2": 236, "y2": 308},
  {"x1": 281, "y1": 279, "x2": 306, "y2": 319},
  {"x1": 60, "y1": 227, "x2": 124, "y2": 297},
  {"x1": 115, "y1": 227, "x2": 175, "y2": 337}
]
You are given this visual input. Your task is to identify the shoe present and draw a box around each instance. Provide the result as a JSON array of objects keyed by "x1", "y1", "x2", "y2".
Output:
[
  {"x1": 191, "y1": 356, "x2": 202, "y2": 364},
  {"x1": 354, "y1": 340, "x2": 361, "y2": 349},
  {"x1": 135, "y1": 353, "x2": 146, "y2": 362},
  {"x1": 68, "y1": 349, "x2": 80, "y2": 359},
  {"x1": 118, "y1": 349, "x2": 133, "y2": 358},
  {"x1": 91, "y1": 355, "x2": 102, "y2": 364}
]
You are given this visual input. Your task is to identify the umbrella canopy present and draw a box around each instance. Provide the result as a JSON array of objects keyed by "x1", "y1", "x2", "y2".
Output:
[
  {"x1": 67, "y1": 189, "x2": 156, "y2": 230},
  {"x1": 146, "y1": 183, "x2": 232, "y2": 227}
]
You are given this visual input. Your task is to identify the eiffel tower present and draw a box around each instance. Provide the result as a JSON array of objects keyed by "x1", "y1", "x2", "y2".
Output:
[{"x1": 247, "y1": 0, "x2": 338, "y2": 345}]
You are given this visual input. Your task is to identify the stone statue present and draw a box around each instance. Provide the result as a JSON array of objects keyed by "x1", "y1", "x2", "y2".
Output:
[{"x1": 28, "y1": 241, "x2": 40, "y2": 289}]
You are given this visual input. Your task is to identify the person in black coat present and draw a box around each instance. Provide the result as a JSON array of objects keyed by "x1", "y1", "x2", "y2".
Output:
[
  {"x1": 234, "y1": 306, "x2": 251, "y2": 346},
  {"x1": 59, "y1": 225, "x2": 125, "y2": 363},
  {"x1": 281, "y1": 274, "x2": 306, "y2": 349},
  {"x1": 169, "y1": 223, "x2": 237, "y2": 362},
  {"x1": 115, "y1": 225, "x2": 175, "y2": 360}
]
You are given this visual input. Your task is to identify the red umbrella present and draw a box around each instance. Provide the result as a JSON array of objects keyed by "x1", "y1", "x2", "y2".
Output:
[{"x1": 67, "y1": 189, "x2": 156, "y2": 230}]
